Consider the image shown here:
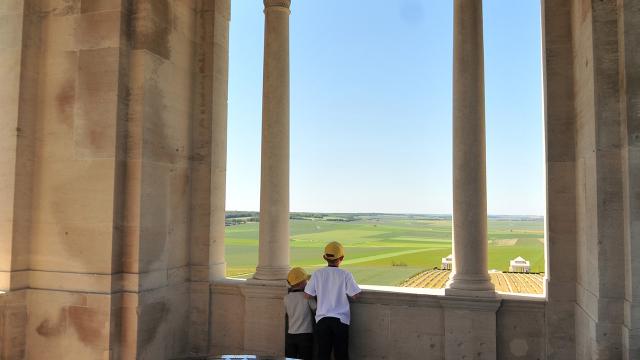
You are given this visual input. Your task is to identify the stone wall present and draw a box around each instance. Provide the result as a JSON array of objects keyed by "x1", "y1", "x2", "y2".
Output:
[
  {"x1": 0, "y1": 291, "x2": 27, "y2": 359},
  {"x1": 618, "y1": 2, "x2": 640, "y2": 359},
  {"x1": 0, "y1": 1, "x2": 230, "y2": 359},
  {"x1": 1, "y1": 0, "x2": 639, "y2": 359},
  {"x1": 210, "y1": 283, "x2": 547, "y2": 360},
  {"x1": 570, "y1": 0, "x2": 628, "y2": 358},
  {"x1": 541, "y1": 0, "x2": 577, "y2": 357}
]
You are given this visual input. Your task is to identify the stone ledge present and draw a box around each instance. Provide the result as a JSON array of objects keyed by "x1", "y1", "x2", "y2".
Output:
[
  {"x1": 211, "y1": 278, "x2": 245, "y2": 296},
  {"x1": 358, "y1": 285, "x2": 443, "y2": 307},
  {"x1": 440, "y1": 296, "x2": 502, "y2": 312},
  {"x1": 208, "y1": 278, "x2": 546, "y2": 311},
  {"x1": 0, "y1": 267, "x2": 193, "y2": 294},
  {"x1": 240, "y1": 279, "x2": 287, "y2": 299}
]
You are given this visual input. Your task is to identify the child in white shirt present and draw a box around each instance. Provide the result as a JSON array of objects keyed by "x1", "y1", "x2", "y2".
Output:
[{"x1": 304, "y1": 241, "x2": 361, "y2": 360}]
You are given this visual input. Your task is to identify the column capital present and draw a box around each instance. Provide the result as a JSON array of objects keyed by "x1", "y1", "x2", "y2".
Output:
[{"x1": 264, "y1": 0, "x2": 291, "y2": 10}]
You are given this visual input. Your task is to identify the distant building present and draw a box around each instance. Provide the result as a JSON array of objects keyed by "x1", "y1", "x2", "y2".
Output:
[
  {"x1": 441, "y1": 254, "x2": 453, "y2": 270},
  {"x1": 509, "y1": 256, "x2": 531, "y2": 272}
]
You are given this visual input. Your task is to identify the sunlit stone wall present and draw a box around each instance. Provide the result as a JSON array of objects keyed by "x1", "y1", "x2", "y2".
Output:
[{"x1": 0, "y1": 0, "x2": 229, "y2": 358}]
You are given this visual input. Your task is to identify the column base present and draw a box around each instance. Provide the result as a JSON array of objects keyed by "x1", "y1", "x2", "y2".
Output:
[
  {"x1": 445, "y1": 272, "x2": 495, "y2": 297},
  {"x1": 253, "y1": 265, "x2": 289, "y2": 281},
  {"x1": 241, "y1": 279, "x2": 288, "y2": 356},
  {"x1": 440, "y1": 296, "x2": 502, "y2": 360},
  {"x1": 208, "y1": 261, "x2": 227, "y2": 281}
]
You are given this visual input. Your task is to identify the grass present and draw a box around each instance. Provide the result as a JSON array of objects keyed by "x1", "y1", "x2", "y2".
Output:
[{"x1": 225, "y1": 215, "x2": 544, "y2": 286}]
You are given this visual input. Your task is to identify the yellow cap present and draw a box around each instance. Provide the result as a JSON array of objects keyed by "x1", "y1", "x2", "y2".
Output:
[
  {"x1": 287, "y1": 267, "x2": 310, "y2": 286},
  {"x1": 323, "y1": 241, "x2": 344, "y2": 260}
]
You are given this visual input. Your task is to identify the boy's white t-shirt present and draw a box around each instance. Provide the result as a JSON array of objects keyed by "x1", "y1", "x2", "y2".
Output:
[
  {"x1": 304, "y1": 266, "x2": 361, "y2": 325},
  {"x1": 284, "y1": 291, "x2": 316, "y2": 334}
]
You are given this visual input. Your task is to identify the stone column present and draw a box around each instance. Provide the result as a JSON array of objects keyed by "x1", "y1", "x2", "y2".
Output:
[
  {"x1": 446, "y1": 0, "x2": 494, "y2": 297},
  {"x1": 620, "y1": 2, "x2": 640, "y2": 358},
  {"x1": 254, "y1": 0, "x2": 291, "y2": 281},
  {"x1": 238, "y1": 2, "x2": 291, "y2": 356},
  {"x1": 208, "y1": 0, "x2": 231, "y2": 282},
  {"x1": 443, "y1": 2, "x2": 500, "y2": 359}
]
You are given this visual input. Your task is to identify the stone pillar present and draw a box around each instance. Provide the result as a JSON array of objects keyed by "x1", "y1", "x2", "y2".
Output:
[
  {"x1": 240, "y1": 1, "x2": 291, "y2": 356},
  {"x1": 446, "y1": 0, "x2": 494, "y2": 297},
  {"x1": 618, "y1": 2, "x2": 640, "y2": 359},
  {"x1": 0, "y1": 1, "x2": 221, "y2": 359},
  {"x1": 189, "y1": 0, "x2": 231, "y2": 355},
  {"x1": 541, "y1": 0, "x2": 577, "y2": 358},
  {"x1": 0, "y1": 0, "x2": 34, "y2": 295},
  {"x1": 254, "y1": 0, "x2": 291, "y2": 281},
  {"x1": 443, "y1": 2, "x2": 500, "y2": 359},
  {"x1": 207, "y1": 0, "x2": 231, "y2": 282}
]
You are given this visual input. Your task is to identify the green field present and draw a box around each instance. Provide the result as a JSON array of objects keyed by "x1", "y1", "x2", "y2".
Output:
[{"x1": 225, "y1": 214, "x2": 544, "y2": 286}]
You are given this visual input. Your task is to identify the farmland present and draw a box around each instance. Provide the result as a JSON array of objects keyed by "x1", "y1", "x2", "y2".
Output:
[{"x1": 225, "y1": 213, "x2": 544, "y2": 286}]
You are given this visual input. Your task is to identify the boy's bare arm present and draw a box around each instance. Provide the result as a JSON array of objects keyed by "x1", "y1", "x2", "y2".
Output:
[{"x1": 304, "y1": 292, "x2": 316, "y2": 299}]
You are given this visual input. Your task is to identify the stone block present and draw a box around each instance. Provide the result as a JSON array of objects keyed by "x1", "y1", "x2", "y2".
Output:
[
  {"x1": 0, "y1": 291, "x2": 27, "y2": 359},
  {"x1": 210, "y1": 284, "x2": 245, "y2": 354},
  {"x1": 241, "y1": 281, "x2": 286, "y2": 356},
  {"x1": 131, "y1": 0, "x2": 173, "y2": 61},
  {"x1": 545, "y1": 299, "x2": 575, "y2": 360},
  {"x1": 168, "y1": 30, "x2": 196, "y2": 73},
  {"x1": 0, "y1": 51, "x2": 22, "y2": 116},
  {"x1": 81, "y1": 0, "x2": 122, "y2": 14},
  {"x1": 76, "y1": 10, "x2": 121, "y2": 49},
  {"x1": 189, "y1": 163, "x2": 212, "y2": 267},
  {"x1": 37, "y1": 51, "x2": 78, "y2": 161},
  {"x1": 41, "y1": 15, "x2": 77, "y2": 52},
  {"x1": 139, "y1": 161, "x2": 169, "y2": 272},
  {"x1": 0, "y1": 0, "x2": 23, "y2": 15},
  {"x1": 0, "y1": 14, "x2": 23, "y2": 49},
  {"x1": 30, "y1": 222, "x2": 114, "y2": 274},
  {"x1": 75, "y1": 47, "x2": 120, "y2": 159},
  {"x1": 441, "y1": 298, "x2": 500, "y2": 360},
  {"x1": 122, "y1": 224, "x2": 141, "y2": 273},
  {"x1": 188, "y1": 282, "x2": 211, "y2": 355},
  {"x1": 0, "y1": 222, "x2": 12, "y2": 271},
  {"x1": 40, "y1": 0, "x2": 81, "y2": 15},
  {"x1": 350, "y1": 303, "x2": 390, "y2": 358},
  {"x1": 167, "y1": 164, "x2": 190, "y2": 269},
  {"x1": 134, "y1": 284, "x2": 190, "y2": 359},
  {"x1": 388, "y1": 305, "x2": 444, "y2": 359},
  {"x1": 497, "y1": 301, "x2": 545, "y2": 360},
  {"x1": 171, "y1": 0, "x2": 196, "y2": 41},
  {"x1": 117, "y1": 292, "x2": 139, "y2": 358},
  {"x1": 26, "y1": 290, "x2": 111, "y2": 360},
  {"x1": 137, "y1": 55, "x2": 191, "y2": 166},
  {"x1": 31, "y1": 158, "x2": 115, "y2": 224}
]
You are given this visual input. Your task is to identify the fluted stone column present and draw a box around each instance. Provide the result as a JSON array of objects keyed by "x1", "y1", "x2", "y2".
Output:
[
  {"x1": 254, "y1": 0, "x2": 291, "y2": 281},
  {"x1": 446, "y1": 0, "x2": 494, "y2": 297}
]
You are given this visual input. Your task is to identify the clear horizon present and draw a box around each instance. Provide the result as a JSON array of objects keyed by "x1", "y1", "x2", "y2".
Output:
[
  {"x1": 226, "y1": 0, "x2": 544, "y2": 216},
  {"x1": 225, "y1": 210, "x2": 544, "y2": 218}
]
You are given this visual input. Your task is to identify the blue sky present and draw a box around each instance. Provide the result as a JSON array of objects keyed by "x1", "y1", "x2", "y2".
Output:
[{"x1": 226, "y1": 0, "x2": 544, "y2": 215}]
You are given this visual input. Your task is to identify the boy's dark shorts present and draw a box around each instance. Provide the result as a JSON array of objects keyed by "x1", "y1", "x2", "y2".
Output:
[
  {"x1": 285, "y1": 332, "x2": 314, "y2": 360},
  {"x1": 316, "y1": 317, "x2": 350, "y2": 360}
]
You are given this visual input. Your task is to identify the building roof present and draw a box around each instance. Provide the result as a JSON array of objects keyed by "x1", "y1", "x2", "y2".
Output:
[{"x1": 510, "y1": 256, "x2": 530, "y2": 265}]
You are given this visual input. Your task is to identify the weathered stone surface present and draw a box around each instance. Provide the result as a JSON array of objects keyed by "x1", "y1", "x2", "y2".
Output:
[
  {"x1": 498, "y1": 300, "x2": 546, "y2": 360},
  {"x1": 0, "y1": 0, "x2": 639, "y2": 359}
]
